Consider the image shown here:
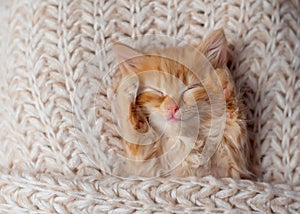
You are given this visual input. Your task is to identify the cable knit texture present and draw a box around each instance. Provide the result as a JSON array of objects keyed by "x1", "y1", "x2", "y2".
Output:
[{"x1": 0, "y1": 0, "x2": 299, "y2": 212}]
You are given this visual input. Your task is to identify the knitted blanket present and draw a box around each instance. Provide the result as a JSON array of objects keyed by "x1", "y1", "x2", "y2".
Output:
[{"x1": 0, "y1": 0, "x2": 299, "y2": 212}]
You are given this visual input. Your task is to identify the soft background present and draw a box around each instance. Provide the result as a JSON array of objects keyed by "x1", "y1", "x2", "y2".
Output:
[{"x1": 0, "y1": 0, "x2": 299, "y2": 212}]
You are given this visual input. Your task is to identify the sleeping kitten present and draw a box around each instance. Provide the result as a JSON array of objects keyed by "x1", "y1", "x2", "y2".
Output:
[{"x1": 112, "y1": 29, "x2": 252, "y2": 178}]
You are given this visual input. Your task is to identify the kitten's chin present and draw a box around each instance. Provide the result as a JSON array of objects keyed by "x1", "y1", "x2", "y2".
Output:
[
  {"x1": 149, "y1": 116, "x2": 179, "y2": 136},
  {"x1": 167, "y1": 117, "x2": 181, "y2": 122},
  {"x1": 149, "y1": 114, "x2": 199, "y2": 138}
]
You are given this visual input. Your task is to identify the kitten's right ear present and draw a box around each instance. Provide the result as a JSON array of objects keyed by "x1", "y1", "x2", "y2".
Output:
[
  {"x1": 197, "y1": 29, "x2": 228, "y2": 68},
  {"x1": 113, "y1": 42, "x2": 144, "y2": 75}
]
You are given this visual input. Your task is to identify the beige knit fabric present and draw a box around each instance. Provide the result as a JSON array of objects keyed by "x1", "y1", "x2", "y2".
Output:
[{"x1": 0, "y1": 0, "x2": 299, "y2": 212}]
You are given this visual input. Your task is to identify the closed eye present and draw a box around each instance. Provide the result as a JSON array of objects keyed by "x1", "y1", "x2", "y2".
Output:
[
  {"x1": 183, "y1": 84, "x2": 207, "y2": 103},
  {"x1": 184, "y1": 84, "x2": 203, "y2": 93},
  {"x1": 139, "y1": 87, "x2": 164, "y2": 96}
]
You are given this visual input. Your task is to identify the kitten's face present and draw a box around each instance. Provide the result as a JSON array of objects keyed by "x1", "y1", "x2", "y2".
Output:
[
  {"x1": 114, "y1": 29, "x2": 228, "y2": 139},
  {"x1": 133, "y1": 56, "x2": 209, "y2": 136}
]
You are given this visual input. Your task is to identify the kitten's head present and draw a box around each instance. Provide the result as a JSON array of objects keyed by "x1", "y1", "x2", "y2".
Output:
[{"x1": 114, "y1": 29, "x2": 230, "y2": 138}]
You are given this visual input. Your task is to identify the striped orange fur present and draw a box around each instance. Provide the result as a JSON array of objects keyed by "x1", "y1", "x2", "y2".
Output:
[{"x1": 113, "y1": 29, "x2": 252, "y2": 178}]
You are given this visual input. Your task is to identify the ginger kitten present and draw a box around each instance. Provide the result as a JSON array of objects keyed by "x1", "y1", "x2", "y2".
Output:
[{"x1": 112, "y1": 29, "x2": 252, "y2": 179}]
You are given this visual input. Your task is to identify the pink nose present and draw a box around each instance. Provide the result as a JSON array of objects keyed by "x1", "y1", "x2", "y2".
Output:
[{"x1": 167, "y1": 103, "x2": 179, "y2": 116}]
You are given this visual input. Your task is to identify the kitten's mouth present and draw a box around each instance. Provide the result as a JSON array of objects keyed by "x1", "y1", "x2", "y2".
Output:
[{"x1": 167, "y1": 117, "x2": 181, "y2": 122}]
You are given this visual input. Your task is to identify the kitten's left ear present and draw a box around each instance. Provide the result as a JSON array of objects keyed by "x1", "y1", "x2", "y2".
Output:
[
  {"x1": 197, "y1": 29, "x2": 228, "y2": 68},
  {"x1": 113, "y1": 42, "x2": 144, "y2": 75}
]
